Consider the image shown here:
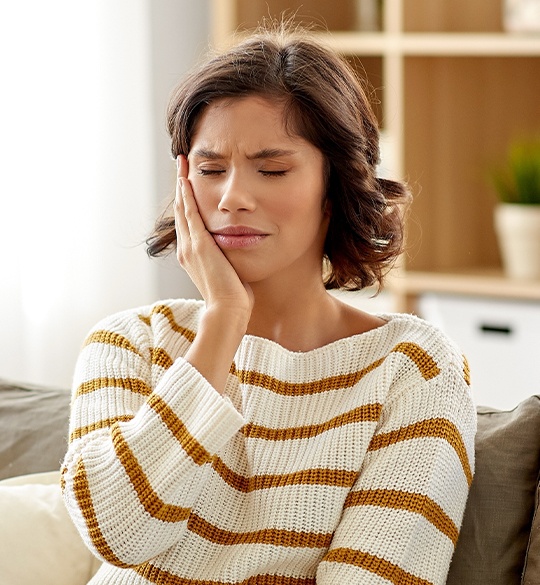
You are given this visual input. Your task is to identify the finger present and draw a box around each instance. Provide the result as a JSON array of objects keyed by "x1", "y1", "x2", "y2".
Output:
[
  {"x1": 175, "y1": 160, "x2": 213, "y2": 256},
  {"x1": 174, "y1": 158, "x2": 189, "y2": 244},
  {"x1": 174, "y1": 155, "x2": 189, "y2": 212},
  {"x1": 177, "y1": 154, "x2": 188, "y2": 180},
  {"x1": 178, "y1": 173, "x2": 207, "y2": 236},
  {"x1": 175, "y1": 155, "x2": 188, "y2": 211}
]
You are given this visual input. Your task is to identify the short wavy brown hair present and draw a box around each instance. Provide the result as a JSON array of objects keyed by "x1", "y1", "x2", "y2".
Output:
[{"x1": 147, "y1": 27, "x2": 410, "y2": 290}]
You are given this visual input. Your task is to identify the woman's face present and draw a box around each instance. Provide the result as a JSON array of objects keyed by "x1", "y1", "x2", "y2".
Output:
[{"x1": 187, "y1": 95, "x2": 329, "y2": 286}]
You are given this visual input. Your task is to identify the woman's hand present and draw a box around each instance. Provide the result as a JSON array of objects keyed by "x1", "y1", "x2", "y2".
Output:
[
  {"x1": 174, "y1": 155, "x2": 252, "y2": 394},
  {"x1": 174, "y1": 155, "x2": 254, "y2": 319}
]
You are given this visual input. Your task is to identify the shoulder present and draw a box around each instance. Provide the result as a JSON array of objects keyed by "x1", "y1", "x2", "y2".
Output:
[
  {"x1": 356, "y1": 312, "x2": 473, "y2": 413},
  {"x1": 372, "y1": 313, "x2": 477, "y2": 463},
  {"x1": 378, "y1": 312, "x2": 468, "y2": 374},
  {"x1": 374, "y1": 313, "x2": 475, "y2": 421}
]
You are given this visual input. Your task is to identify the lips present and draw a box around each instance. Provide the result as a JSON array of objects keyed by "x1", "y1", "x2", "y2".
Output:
[{"x1": 211, "y1": 226, "x2": 269, "y2": 249}]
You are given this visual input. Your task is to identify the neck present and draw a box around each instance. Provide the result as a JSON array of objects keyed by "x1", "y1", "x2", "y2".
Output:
[
  {"x1": 246, "y1": 272, "x2": 340, "y2": 352},
  {"x1": 244, "y1": 264, "x2": 387, "y2": 351}
]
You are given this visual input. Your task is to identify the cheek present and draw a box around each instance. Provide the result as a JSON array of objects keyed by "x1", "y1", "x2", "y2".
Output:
[
  {"x1": 274, "y1": 196, "x2": 327, "y2": 239},
  {"x1": 283, "y1": 181, "x2": 326, "y2": 222},
  {"x1": 189, "y1": 178, "x2": 215, "y2": 219}
]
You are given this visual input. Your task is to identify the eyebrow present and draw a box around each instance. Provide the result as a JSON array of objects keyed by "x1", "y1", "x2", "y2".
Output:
[
  {"x1": 190, "y1": 148, "x2": 298, "y2": 160},
  {"x1": 247, "y1": 148, "x2": 298, "y2": 160}
]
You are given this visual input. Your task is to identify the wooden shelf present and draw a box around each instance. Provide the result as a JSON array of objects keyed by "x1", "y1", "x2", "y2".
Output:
[
  {"x1": 212, "y1": 0, "x2": 540, "y2": 313},
  {"x1": 388, "y1": 270, "x2": 540, "y2": 312},
  {"x1": 321, "y1": 32, "x2": 540, "y2": 56}
]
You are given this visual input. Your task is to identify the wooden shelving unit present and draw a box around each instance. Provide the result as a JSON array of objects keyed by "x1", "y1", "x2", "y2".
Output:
[{"x1": 211, "y1": 0, "x2": 540, "y2": 312}]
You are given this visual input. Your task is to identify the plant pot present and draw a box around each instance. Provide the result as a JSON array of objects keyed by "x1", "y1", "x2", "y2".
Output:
[
  {"x1": 504, "y1": 0, "x2": 540, "y2": 33},
  {"x1": 494, "y1": 203, "x2": 540, "y2": 280}
]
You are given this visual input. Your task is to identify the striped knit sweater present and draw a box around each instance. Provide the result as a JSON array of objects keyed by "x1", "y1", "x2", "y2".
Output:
[{"x1": 61, "y1": 298, "x2": 476, "y2": 585}]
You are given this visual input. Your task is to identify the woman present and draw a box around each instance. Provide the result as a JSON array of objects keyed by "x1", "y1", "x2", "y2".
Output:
[{"x1": 62, "y1": 27, "x2": 476, "y2": 585}]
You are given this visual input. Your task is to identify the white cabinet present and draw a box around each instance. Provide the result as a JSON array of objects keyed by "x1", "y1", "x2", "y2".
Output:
[{"x1": 419, "y1": 293, "x2": 540, "y2": 410}]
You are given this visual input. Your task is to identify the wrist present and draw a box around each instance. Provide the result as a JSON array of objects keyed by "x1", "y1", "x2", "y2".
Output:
[
  {"x1": 183, "y1": 305, "x2": 249, "y2": 395},
  {"x1": 201, "y1": 305, "x2": 250, "y2": 337}
]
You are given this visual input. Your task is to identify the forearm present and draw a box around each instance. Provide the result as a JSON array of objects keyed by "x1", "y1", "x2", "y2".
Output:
[
  {"x1": 184, "y1": 306, "x2": 249, "y2": 394},
  {"x1": 174, "y1": 154, "x2": 254, "y2": 392},
  {"x1": 61, "y1": 306, "x2": 246, "y2": 566},
  {"x1": 62, "y1": 357, "x2": 245, "y2": 566}
]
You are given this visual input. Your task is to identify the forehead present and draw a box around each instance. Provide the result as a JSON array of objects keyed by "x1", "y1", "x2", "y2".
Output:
[{"x1": 191, "y1": 95, "x2": 302, "y2": 145}]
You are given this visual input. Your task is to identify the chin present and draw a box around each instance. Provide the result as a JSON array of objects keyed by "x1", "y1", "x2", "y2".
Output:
[
  {"x1": 220, "y1": 252, "x2": 262, "y2": 280},
  {"x1": 232, "y1": 266, "x2": 272, "y2": 285}
]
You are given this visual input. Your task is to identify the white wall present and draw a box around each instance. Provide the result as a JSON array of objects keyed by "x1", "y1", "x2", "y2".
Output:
[
  {"x1": 149, "y1": 0, "x2": 209, "y2": 301},
  {"x1": 0, "y1": 1, "x2": 209, "y2": 387}
]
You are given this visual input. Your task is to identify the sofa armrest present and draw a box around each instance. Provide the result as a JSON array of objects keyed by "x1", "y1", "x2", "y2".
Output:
[
  {"x1": 447, "y1": 395, "x2": 540, "y2": 585},
  {"x1": 0, "y1": 379, "x2": 71, "y2": 480}
]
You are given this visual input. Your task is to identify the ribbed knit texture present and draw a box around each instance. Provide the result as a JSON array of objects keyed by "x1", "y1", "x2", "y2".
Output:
[{"x1": 61, "y1": 299, "x2": 476, "y2": 585}]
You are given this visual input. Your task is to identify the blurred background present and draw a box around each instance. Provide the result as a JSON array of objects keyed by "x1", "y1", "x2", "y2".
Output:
[
  {"x1": 1, "y1": 0, "x2": 539, "y2": 409},
  {"x1": 0, "y1": 0, "x2": 207, "y2": 388}
]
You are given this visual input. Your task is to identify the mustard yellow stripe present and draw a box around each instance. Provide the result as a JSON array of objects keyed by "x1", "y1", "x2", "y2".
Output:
[
  {"x1": 69, "y1": 415, "x2": 135, "y2": 442},
  {"x1": 72, "y1": 458, "x2": 132, "y2": 568},
  {"x1": 84, "y1": 330, "x2": 142, "y2": 356},
  {"x1": 76, "y1": 376, "x2": 152, "y2": 397},
  {"x1": 236, "y1": 359, "x2": 384, "y2": 396},
  {"x1": 344, "y1": 489, "x2": 459, "y2": 546},
  {"x1": 368, "y1": 418, "x2": 473, "y2": 486},
  {"x1": 135, "y1": 564, "x2": 315, "y2": 585},
  {"x1": 187, "y1": 513, "x2": 332, "y2": 548},
  {"x1": 392, "y1": 343, "x2": 440, "y2": 380},
  {"x1": 242, "y1": 403, "x2": 382, "y2": 441},
  {"x1": 463, "y1": 355, "x2": 471, "y2": 386},
  {"x1": 138, "y1": 314, "x2": 151, "y2": 326},
  {"x1": 146, "y1": 393, "x2": 212, "y2": 466},
  {"x1": 234, "y1": 342, "x2": 440, "y2": 397},
  {"x1": 150, "y1": 347, "x2": 174, "y2": 370},
  {"x1": 140, "y1": 304, "x2": 196, "y2": 342},
  {"x1": 324, "y1": 548, "x2": 434, "y2": 585},
  {"x1": 211, "y1": 458, "x2": 358, "y2": 492},
  {"x1": 111, "y1": 423, "x2": 191, "y2": 523}
]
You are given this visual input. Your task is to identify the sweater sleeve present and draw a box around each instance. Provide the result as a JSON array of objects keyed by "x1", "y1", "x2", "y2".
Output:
[
  {"x1": 61, "y1": 308, "x2": 245, "y2": 567},
  {"x1": 316, "y1": 356, "x2": 476, "y2": 585}
]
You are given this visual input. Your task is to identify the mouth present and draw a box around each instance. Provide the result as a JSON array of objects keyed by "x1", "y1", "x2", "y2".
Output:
[{"x1": 211, "y1": 226, "x2": 269, "y2": 249}]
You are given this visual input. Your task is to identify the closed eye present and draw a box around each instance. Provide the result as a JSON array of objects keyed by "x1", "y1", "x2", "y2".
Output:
[
  {"x1": 197, "y1": 169, "x2": 225, "y2": 176},
  {"x1": 260, "y1": 170, "x2": 288, "y2": 177}
]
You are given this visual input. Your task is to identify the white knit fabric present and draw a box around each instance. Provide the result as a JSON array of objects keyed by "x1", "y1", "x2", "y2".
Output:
[{"x1": 61, "y1": 299, "x2": 476, "y2": 585}]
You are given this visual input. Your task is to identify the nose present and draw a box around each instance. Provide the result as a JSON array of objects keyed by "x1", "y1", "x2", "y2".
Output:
[{"x1": 217, "y1": 171, "x2": 256, "y2": 213}]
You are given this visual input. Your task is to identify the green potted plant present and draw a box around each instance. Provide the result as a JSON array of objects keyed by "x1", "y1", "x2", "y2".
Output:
[{"x1": 491, "y1": 137, "x2": 540, "y2": 280}]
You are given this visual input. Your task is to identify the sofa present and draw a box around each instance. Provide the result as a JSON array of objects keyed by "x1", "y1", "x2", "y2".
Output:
[{"x1": 0, "y1": 378, "x2": 539, "y2": 585}]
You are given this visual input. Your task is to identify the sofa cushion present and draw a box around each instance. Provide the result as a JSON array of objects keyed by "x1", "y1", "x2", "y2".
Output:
[
  {"x1": 0, "y1": 379, "x2": 71, "y2": 480},
  {"x1": 522, "y1": 481, "x2": 540, "y2": 585},
  {"x1": 0, "y1": 471, "x2": 101, "y2": 585},
  {"x1": 446, "y1": 395, "x2": 540, "y2": 585}
]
